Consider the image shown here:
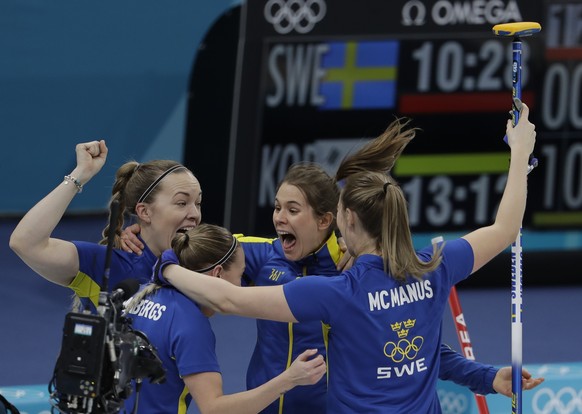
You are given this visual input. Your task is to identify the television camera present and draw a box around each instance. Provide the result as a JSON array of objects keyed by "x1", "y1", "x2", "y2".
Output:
[{"x1": 49, "y1": 201, "x2": 165, "y2": 413}]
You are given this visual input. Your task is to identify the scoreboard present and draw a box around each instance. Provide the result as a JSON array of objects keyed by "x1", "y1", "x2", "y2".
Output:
[{"x1": 224, "y1": 0, "x2": 582, "y2": 249}]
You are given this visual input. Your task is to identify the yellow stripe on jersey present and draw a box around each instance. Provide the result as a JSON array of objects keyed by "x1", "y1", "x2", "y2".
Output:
[
  {"x1": 278, "y1": 321, "x2": 295, "y2": 414},
  {"x1": 178, "y1": 385, "x2": 189, "y2": 414},
  {"x1": 325, "y1": 232, "x2": 343, "y2": 265},
  {"x1": 234, "y1": 234, "x2": 276, "y2": 244},
  {"x1": 68, "y1": 271, "x2": 101, "y2": 307},
  {"x1": 322, "y1": 322, "x2": 331, "y2": 387}
]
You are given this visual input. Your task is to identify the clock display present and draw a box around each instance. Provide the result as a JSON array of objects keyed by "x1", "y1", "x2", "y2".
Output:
[{"x1": 227, "y1": 0, "x2": 582, "y2": 246}]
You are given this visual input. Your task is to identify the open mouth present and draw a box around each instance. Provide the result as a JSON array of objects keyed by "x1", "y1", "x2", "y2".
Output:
[
  {"x1": 177, "y1": 227, "x2": 195, "y2": 234},
  {"x1": 278, "y1": 231, "x2": 297, "y2": 251}
]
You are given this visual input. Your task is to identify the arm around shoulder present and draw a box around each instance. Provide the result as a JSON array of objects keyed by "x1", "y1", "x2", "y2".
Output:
[{"x1": 163, "y1": 262, "x2": 298, "y2": 322}]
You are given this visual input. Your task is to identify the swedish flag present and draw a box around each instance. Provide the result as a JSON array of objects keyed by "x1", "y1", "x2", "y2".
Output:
[{"x1": 319, "y1": 40, "x2": 399, "y2": 110}]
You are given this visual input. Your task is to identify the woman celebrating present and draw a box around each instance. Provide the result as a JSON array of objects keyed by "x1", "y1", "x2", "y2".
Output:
[
  {"x1": 122, "y1": 162, "x2": 528, "y2": 412},
  {"x1": 124, "y1": 224, "x2": 325, "y2": 413},
  {"x1": 155, "y1": 104, "x2": 538, "y2": 413},
  {"x1": 10, "y1": 141, "x2": 325, "y2": 413},
  {"x1": 10, "y1": 140, "x2": 202, "y2": 308}
]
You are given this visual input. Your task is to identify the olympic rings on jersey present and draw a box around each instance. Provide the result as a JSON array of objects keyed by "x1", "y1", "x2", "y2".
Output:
[
  {"x1": 532, "y1": 387, "x2": 582, "y2": 414},
  {"x1": 437, "y1": 389, "x2": 469, "y2": 414},
  {"x1": 383, "y1": 336, "x2": 424, "y2": 363},
  {"x1": 264, "y1": 0, "x2": 327, "y2": 34}
]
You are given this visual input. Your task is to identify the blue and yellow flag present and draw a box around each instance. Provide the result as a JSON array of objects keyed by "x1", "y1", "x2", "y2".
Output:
[{"x1": 319, "y1": 40, "x2": 399, "y2": 110}]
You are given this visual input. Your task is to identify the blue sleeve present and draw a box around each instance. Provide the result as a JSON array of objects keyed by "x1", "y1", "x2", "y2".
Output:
[
  {"x1": 422, "y1": 238, "x2": 473, "y2": 286},
  {"x1": 438, "y1": 343, "x2": 497, "y2": 395},
  {"x1": 283, "y1": 276, "x2": 342, "y2": 324},
  {"x1": 73, "y1": 241, "x2": 152, "y2": 288},
  {"x1": 73, "y1": 241, "x2": 108, "y2": 283}
]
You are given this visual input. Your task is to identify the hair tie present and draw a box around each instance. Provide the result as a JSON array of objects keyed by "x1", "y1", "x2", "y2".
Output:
[{"x1": 383, "y1": 182, "x2": 391, "y2": 194}]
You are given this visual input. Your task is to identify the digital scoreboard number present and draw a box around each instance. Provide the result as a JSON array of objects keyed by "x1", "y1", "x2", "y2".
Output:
[{"x1": 229, "y1": 0, "x2": 582, "y2": 245}]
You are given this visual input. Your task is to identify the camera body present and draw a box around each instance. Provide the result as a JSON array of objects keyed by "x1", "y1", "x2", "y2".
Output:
[
  {"x1": 54, "y1": 312, "x2": 108, "y2": 397},
  {"x1": 51, "y1": 286, "x2": 165, "y2": 413}
]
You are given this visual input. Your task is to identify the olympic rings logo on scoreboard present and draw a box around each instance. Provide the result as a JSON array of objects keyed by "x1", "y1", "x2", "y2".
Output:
[
  {"x1": 437, "y1": 390, "x2": 469, "y2": 414},
  {"x1": 532, "y1": 387, "x2": 582, "y2": 414},
  {"x1": 264, "y1": 0, "x2": 327, "y2": 34}
]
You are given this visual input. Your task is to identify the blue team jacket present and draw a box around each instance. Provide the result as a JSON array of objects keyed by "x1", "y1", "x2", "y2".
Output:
[
  {"x1": 237, "y1": 233, "x2": 496, "y2": 413},
  {"x1": 238, "y1": 232, "x2": 342, "y2": 414}
]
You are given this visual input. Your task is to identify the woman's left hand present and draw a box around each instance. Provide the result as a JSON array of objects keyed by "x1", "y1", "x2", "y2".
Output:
[
  {"x1": 286, "y1": 349, "x2": 326, "y2": 387},
  {"x1": 120, "y1": 223, "x2": 144, "y2": 254}
]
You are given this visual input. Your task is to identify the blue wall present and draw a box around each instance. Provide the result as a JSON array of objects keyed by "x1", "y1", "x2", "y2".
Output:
[{"x1": 0, "y1": 0, "x2": 240, "y2": 214}]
